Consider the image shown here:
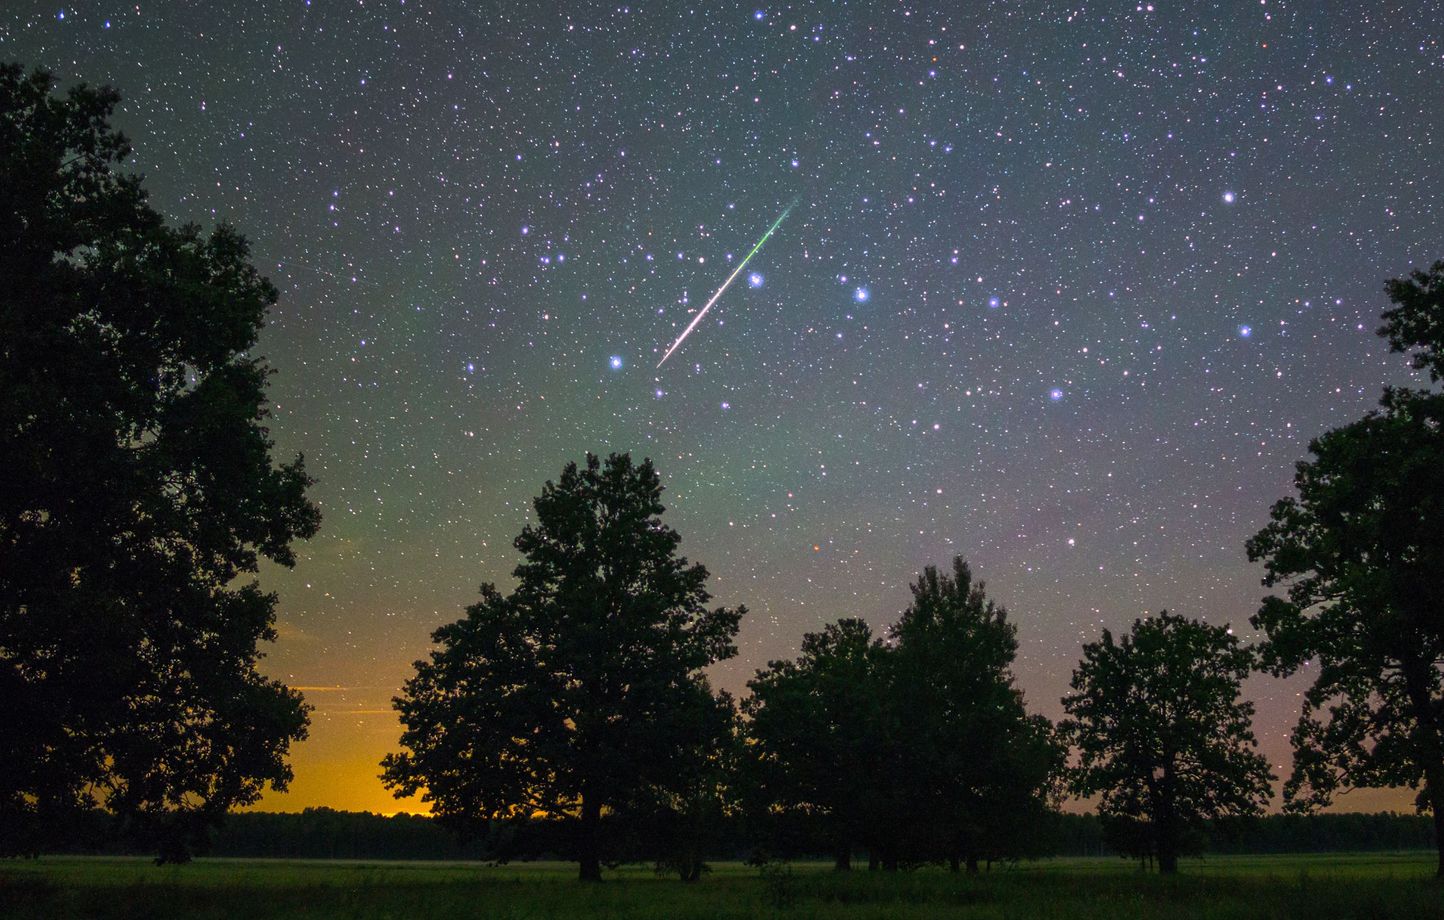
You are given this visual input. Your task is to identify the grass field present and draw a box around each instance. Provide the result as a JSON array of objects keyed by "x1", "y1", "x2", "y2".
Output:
[{"x1": 2, "y1": 853, "x2": 1440, "y2": 919}]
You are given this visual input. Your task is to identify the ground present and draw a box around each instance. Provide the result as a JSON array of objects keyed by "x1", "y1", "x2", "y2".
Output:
[{"x1": 2, "y1": 853, "x2": 1438, "y2": 919}]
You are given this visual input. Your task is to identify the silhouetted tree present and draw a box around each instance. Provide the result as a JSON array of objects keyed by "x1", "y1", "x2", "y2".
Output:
[
  {"x1": 1061, "y1": 612, "x2": 1272, "y2": 874},
  {"x1": 1247, "y1": 260, "x2": 1444, "y2": 876},
  {"x1": 380, "y1": 453, "x2": 743, "y2": 881},
  {"x1": 744, "y1": 618, "x2": 893, "y2": 870},
  {"x1": 639, "y1": 688, "x2": 740, "y2": 881},
  {"x1": 1380, "y1": 259, "x2": 1444, "y2": 384},
  {"x1": 888, "y1": 558, "x2": 1062, "y2": 872},
  {"x1": 0, "y1": 64, "x2": 318, "y2": 862}
]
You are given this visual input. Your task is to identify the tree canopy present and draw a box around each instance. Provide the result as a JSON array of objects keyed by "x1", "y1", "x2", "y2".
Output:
[
  {"x1": 887, "y1": 558, "x2": 1062, "y2": 871},
  {"x1": 0, "y1": 63, "x2": 319, "y2": 861},
  {"x1": 1380, "y1": 259, "x2": 1444, "y2": 384},
  {"x1": 745, "y1": 618, "x2": 893, "y2": 870},
  {"x1": 1247, "y1": 259, "x2": 1444, "y2": 875},
  {"x1": 1061, "y1": 612, "x2": 1272, "y2": 873},
  {"x1": 381, "y1": 453, "x2": 743, "y2": 881},
  {"x1": 744, "y1": 559, "x2": 1060, "y2": 873}
]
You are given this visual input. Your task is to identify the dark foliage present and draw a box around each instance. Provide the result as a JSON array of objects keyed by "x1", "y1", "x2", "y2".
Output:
[
  {"x1": 1061, "y1": 613, "x2": 1273, "y2": 873},
  {"x1": 381, "y1": 453, "x2": 742, "y2": 880},
  {"x1": 745, "y1": 559, "x2": 1061, "y2": 872},
  {"x1": 887, "y1": 559, "x2": 1064, "y2": 871},
  {"x1": 745, "y1": 618, "x2": 894, "y2": 870},
  {"x1": 31, "y1": 808, "x2": 1436, "y2": 862},
  {"x1": 1380, "y1": 259, "x2": 1444, "y2": 383},
  {"x1": 0, "y1": 63, "x2": 318, "y2": 862},
  {"x1": 1247, "y1": 260, "x2": 1444, "y2": 875}
]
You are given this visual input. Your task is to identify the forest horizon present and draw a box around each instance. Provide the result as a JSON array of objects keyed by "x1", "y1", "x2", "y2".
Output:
[{"x1": 6, "y1": 0, "x2": 1444, "y2": 894}]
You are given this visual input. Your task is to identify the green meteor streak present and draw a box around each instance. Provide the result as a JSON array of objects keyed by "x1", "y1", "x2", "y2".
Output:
[{"x1": 656, "y1": 197, "x2": 799, "y2": 368}]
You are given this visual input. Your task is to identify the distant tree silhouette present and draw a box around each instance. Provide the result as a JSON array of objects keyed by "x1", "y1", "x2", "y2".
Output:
[
  {"x1": 0, "y1": 64, "x2": 319, "y2": 862},
  {"x1": 380, "y1": 453, "x2": 743, "y2": 881},
  {"x1": 744, "y1": 618, "x2": 893, "y2": 870},
  {"x1": 888, "y1": 558, "x2": 1062, "y2": 872},
  {"x1": 1247, "y1": 260, "x2": 1444, "y2": 876},
  {"x1": 744, "y1": 559, "x2": 1060, "y2": 873},
  {"x1": 638, "y1": 688, "x2": 740, "y2": 881},
  {"x1": 1061, "y1": 612, "x2": 1272, "y2": 874}
]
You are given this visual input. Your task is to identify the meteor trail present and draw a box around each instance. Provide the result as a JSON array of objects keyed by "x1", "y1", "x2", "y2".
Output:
[{"x1": 656, "y1": 197, "x2": 798, "y2": 368}]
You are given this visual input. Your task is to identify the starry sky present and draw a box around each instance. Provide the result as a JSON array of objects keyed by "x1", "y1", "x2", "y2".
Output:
[{"x1": 5, "y1": 1, "x2": 1442, "y2": 815}]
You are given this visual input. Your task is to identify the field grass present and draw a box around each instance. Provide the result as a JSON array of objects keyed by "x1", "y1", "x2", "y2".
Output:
[{"x1": 2, "y1": 853, "x2": 1440, "y2": 919}]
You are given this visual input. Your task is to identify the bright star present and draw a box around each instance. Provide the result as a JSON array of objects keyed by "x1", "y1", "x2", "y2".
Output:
[
  {"x1": 1239, "y1": 325, "x2": 1252, "y2": 338},
  {"x1": 1222, "y1": 191, "x2": 1236, "y2": 204},
  {"x1": 749, "y1": 272, "x2": 764, "y2": 288},
  {"x1": 853, "y1": 286, "x2": 870, "y2": 302},
  {"x1": 1049, "y1": 388, "x2": 1064, "y2": 401},
  {"x1": 609, "y1": 355, "x2": 624, "y2": 370},
  {"x1": 988, "y1": 296, "x2": 1000, "y2": 309}
]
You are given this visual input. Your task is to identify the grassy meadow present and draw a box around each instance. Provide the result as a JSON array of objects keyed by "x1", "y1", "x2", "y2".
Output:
[{"x1": 3, "y1": 853, "x2": 1441, "y2": 919}]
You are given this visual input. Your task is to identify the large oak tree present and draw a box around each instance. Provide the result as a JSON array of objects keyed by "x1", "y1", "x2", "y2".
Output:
[
  {"x1": 1061, "y1": 613, "x2": 1272, "y2": 874},
  {"x1": 381, "y1": 453, "x2": 742, "y2": 881},
  {"x1": 1247, "y1": 259, "x2": 1444, "y2": 875},
  {"x1": 1, "y1": 64, "x2": 319, "y2": 861}
]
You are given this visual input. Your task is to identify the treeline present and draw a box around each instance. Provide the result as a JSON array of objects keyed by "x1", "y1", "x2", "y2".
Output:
[
  {"x1": 48, "y1": 809, "x2": 1434, "y2": 862},
  {"x1": 8, "y1": 62, "x2": 1444, "y2": 884}
]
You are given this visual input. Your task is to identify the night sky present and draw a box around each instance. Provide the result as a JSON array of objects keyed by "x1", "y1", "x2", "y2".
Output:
[{"x1": 5, "y1": 2, "x2": 1441, "y2": 814}]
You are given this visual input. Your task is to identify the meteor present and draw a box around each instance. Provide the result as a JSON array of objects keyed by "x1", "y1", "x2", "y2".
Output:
[{"x1": 656, "y1": 197, "x2": 798, "y2": 368}]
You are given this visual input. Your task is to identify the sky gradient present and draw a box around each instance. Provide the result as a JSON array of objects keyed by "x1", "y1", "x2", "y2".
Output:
[{"x1": 5, "y1": 1, "x2": 1442, "y2": 814}]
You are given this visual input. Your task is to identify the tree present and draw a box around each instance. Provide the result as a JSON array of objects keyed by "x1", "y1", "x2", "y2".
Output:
[
  {"x1": 744, "y1": 618, "x2": 893, "y2": 870},
  {"x1": 1061, "y1": 612, "x2": 1272, "y2": 874},
  {"x1": 0, "y1": 64, "x2": 319, "y2": 861},
  {"x1": 1380, "y1": 259, "x2": 1444, "y2": 384},
  {"x1": 380, "y1": 453, "x2": 743, "y2": 881},
  {"x1": 1246, "y1": 260, "x2": 1444, "y2": 875},
  {"x1": 888, "y1": 558, "x2": 1062, "y2": 872},
  {"x1": 641, "y1": 688, "x2": 740, "y2": 881}
]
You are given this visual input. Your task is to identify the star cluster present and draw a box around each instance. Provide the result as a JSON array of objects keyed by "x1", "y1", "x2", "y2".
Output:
[{"x1": 5, "y1": 0, "x2": 1441, "y2": 812}]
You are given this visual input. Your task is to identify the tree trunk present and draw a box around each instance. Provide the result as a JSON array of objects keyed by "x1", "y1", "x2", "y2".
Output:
[
  {"x1": 1154, "y1": 761, "x2": 1179, "y2": 875},
  {"x1": 1399, "y1": 656, "x2": 1444, "y2": 880},
  {"x1": 1432, "y1": 791, "x2": 1444, "y2": 878},
  {"x1": 868, "y1": 850, "x2": 879, "y2": 871},
  {"x1": 1156, "y1": 834, "x2": 1178, "y2": 876},
  {"x1": 1417, "y1": 740, "x2": 1444, "y2": 879},
  {"x1": 578, "y1": 794, "x2": 602, "y2": 882},
  {"x1": 948, "y1": 855, "x2": 960, "y2": 873},
  {"x1": 1432, "y1": 792, "x2": 1444, "y2": 881},
  {"x1": 834, "y1": 848, "x2": 852, "y2": 871},
  {"x1": 965, "y1": 854, "x2": 980, "y2": 875}
]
